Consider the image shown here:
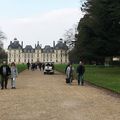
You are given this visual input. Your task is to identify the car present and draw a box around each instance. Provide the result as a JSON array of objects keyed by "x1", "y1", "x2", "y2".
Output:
[{"x1": 44, "y1": 62, "x2": 54, "y2": 74}]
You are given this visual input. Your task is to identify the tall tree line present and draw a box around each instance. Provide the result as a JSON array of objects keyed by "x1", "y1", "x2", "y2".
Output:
[
  {"x1": 0, "y1": 30, "x2": 7, "y2": 63},
  {"x1": 70, "y1": 0, "x2": 120, "y2": 64}
]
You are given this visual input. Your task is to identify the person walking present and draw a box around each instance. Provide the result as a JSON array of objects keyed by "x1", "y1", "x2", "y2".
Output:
[
  {"x1": 65, "y1": 62, "x2": 70, "y2": 74},
  {"x1": 38, "y1": 62, "x2": 42, "y2": 71},
  {"x1": 77, "y1": 61, "x2": 85, "y2": 86},
  {"x1": 66, "y1": 63, "x2": 73, "y2": 84},
  {"x1": 27, "y1": 62, "x2": 30, "y2": 70},
  {"x1": 42, "y1": 63, "x2": 45, "y2": 70},
  {"x1": 0, "y1": 61, "x2": 11, "y2": 89},
  {"x1": 10, "y1": 62, "x2": 18, "y2": 89}
]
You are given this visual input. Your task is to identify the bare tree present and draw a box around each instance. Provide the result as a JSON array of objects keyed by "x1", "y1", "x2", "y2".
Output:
[
  {"x1": 63, "y1": 24, "x2": 78, "y2": 50},
  {"x1": 0, "y1": 30, "x2": 6, "y2": 49},
  {"x1": 0, "y1": 31, "x2": 6, "y2": 40}
]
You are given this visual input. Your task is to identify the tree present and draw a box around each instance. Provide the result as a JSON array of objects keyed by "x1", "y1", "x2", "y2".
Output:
[
  {"x1": 75, "y1": 0, "x2": 120, "y2": 64},
  {"x1": 0, "y1": 48, "x2": 7, "y2": 63},
  {"x1": 63, "y1": 25, "x2": 78, "y2": 50},
  {"x1": 0, "y1": 30, "x2": 7, "y2": 63},
  {"x1": 0, "y1": 30, "x2": 6, "y2": 41}
]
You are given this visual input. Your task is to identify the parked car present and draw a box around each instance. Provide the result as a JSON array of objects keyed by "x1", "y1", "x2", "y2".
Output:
[{"x1": 44, "y1": 62, "x2": 54, "y2": 74}]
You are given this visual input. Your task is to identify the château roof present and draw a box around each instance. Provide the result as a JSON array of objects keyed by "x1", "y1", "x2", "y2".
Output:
[
  {"x1": 8, "y1": 40, "x2": 22, "y2": 49},
  {"x1": 35, "y1": 44, "x2": 41, "y2": 49},
  {"x1": 43, "y1": 45, "x2": 54, "y2": 53},
  {"x1": 8, "y1": 39, "x2": 68, "y2": 52},
  {"x1": 23, "y1": 45, "x2": 34, "y2": 52},
  {"x1": 55, "y1": 41, "x2": 68, "y2": 50}
]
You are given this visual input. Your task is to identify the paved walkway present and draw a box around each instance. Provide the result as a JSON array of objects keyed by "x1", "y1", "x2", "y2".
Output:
[{"x1": 0, "y1": 70, "x2": 120, "y2": 120}]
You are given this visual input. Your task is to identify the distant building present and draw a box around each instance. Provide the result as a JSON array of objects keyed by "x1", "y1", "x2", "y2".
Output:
[
  {"x1": 7, "y1": 38, "x2": 69, "y2": 64},
  {"x1": 0, "y1": 40, "x2": 3, "y2": 49}
]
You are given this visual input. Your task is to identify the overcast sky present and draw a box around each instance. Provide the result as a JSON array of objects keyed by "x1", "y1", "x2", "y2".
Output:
[{"x1": 0, "y1": 0, "x2": 85, "y2": 49}]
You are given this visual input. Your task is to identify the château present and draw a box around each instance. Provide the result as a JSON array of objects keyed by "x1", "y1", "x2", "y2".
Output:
[{"x1": 7, "y1": 38, "x2": 69, "y2": 64}]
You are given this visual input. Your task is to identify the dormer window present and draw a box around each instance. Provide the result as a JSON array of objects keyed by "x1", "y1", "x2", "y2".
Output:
[{"x1": 8, "y1": 47, "x2": 11, "y2": 49}]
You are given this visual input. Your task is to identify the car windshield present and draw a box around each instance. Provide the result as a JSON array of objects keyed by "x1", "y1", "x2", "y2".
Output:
[
  {"x1": 46, "y1": 63, "x2": 51, "y2": 66},
  {"x1": 45, "y1": 62, "x2": 54, "y2": 68}
]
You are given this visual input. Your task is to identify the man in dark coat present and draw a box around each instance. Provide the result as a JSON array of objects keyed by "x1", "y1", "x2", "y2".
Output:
[
  {"x1": 0, "y1": 61, "x2": 11, "y2": 89},
  {"x1": 38, "y1": 62, "x2": 42, "y2": 71},
  {"x1": 27, "y1": 62, "x2": 30, "y2": 70},
  {"x1": 76, "y1": 61, "x2": 85, "y2": 86}
]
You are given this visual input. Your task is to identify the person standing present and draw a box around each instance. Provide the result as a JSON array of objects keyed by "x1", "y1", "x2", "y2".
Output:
[
  {"x1": 27, "y1": 62, "x2": 30, "y2": 70},
  {"x1": 66, "y1": 63, "x2": 73, "y2": 84},
  {"x1": 65, "y1": 62, "x2": 70, "y2": 74},
  {"x1": 0, "y1": 61, "x2": 11, "y2": 89},
  {"x1": 38, "y1": 62, "x2": 42, "y2": 71},
  {"x1": 42, "y1": 63, "x2": 45, "y2": 70},
  {"x1": 10, "y1": 62, "x2": 18, "y2": 89},
  {"x1": 77, "y1": 61, "x2": 85, "y2": 86}
]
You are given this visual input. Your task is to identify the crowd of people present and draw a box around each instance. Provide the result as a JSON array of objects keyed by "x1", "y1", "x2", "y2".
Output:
[
  {"x1": 0, "y1": 60, "x2": 85, "y2": 90},
  {"x1": 65, "y1": 61, "x2": 85, "y2": 86},
  {"x1": 27, "y1": 62, "x2": 45, "y2": 71},
  {"x1": 0, "y1": 61, "x2": 18, "y2": 89},
  {"x1": 0, "y1": 61, "x2": 47, "y2": 90}
]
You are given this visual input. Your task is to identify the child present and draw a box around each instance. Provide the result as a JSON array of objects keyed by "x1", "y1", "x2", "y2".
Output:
[{"x1": 10, "y1": 62, "x2": 18, "y2": 89}]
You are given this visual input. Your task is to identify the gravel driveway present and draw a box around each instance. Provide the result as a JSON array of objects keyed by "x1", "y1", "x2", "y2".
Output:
[{"x1": 0, "y1": 70, "x2": 120, "y2": 120}]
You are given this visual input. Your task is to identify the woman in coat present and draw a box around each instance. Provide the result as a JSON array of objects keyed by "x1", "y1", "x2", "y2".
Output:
[
  {"x1": 10, "y1": 62, "x2": 18, "y2": 89},
  {"x1": 66, "y1": 64, "x2": 73, "y2": 84}
]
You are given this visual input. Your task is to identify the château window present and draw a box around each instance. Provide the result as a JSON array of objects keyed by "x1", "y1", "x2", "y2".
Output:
[
  {"x1": 9, "y1": 53, "x2": 11, "y2": 57},
  {"x1": 25, "y1": 54, "x2": 26, "y2": 58},
  {"x1": 31, "y1": 53, "x2": 33, "y2": 58},
  {"x1": 61, "y1": 50, "x2": 62, "y2": 57},
  {"x1": 56, "y1": 54, "x2": 58, "y2": 58},
  {"x1": 37, "y1": 53, "x2": 39, "y2": 57}
]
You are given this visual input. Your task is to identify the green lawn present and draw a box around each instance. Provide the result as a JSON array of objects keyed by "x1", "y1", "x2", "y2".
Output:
[
  {"x1": 16, "y1": 64, "x2": 27, "y2": 73},
  {"x1": 55, "y1": 64, "x2": 120, "y2": 93}
]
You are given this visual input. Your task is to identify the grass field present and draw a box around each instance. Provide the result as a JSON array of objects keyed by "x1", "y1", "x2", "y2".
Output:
[
  {"x1": 55, "y1": 64, "x2": 120, "y2": 93},
  {"x1": 16, "y1": 64, "x2": 27, "y2": 73}
]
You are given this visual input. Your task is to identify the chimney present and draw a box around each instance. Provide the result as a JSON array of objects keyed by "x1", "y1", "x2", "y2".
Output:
[
  {"x1": 21, "y1": 41, "x2": 23, "y2": 47},
  {"x1": 64, "y1": 40, "x2": 66, "y2": 45},
  {"x1": 53, "y1": 41, "x2": 55, "y2": 48},
  {"x1": 40, "y1": 44, "x2": 42, "y2": 48},
  {"x1": 37, "y1": 41, "x2": 39, "y2": 45},
  {"x1": 14, "y1": 38, "x2": 17, "y2": 41},
  {"x1": 59, "y1": 38, "x2": 63, "y2": 42}
]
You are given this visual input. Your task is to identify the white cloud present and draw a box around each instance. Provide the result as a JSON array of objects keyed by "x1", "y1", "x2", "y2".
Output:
[{"x1": 0, "y1": 8, "x2": 83, "y2": 49}]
